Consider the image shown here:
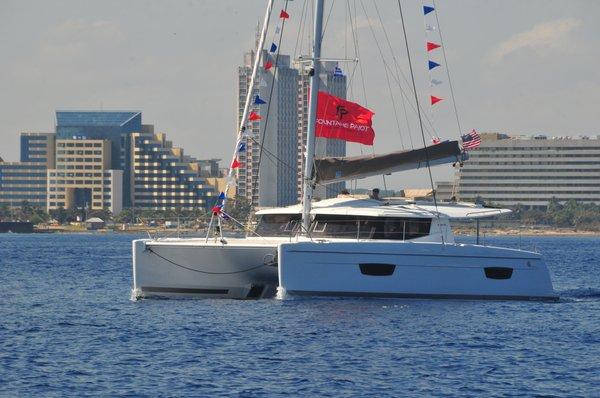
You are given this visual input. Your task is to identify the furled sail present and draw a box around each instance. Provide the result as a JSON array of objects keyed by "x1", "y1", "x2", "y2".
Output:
[{"x1": 313, "y1": 140, "x2": 462, "y2": 184}]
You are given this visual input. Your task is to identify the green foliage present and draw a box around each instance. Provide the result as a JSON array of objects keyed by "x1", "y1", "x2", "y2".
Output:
[
  {"x1": 511, "y1": 199, "x2": 600, "y2": 230},
  {"x1": 224, "y1": 196, "x2": 253, "y2": 225}
]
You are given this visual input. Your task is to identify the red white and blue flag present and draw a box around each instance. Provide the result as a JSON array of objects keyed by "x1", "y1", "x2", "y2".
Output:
[{"x1": 461, "y1": 129, "x2": 481, "y2": 150}]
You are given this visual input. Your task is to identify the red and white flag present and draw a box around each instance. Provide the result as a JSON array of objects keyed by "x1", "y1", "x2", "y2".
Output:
[
  {"x1": 315, "y1": 91, "x2": 375, "y2": 145},
  {"x1": 461, "y1": 129, "x2": 481, "y2": 150}
]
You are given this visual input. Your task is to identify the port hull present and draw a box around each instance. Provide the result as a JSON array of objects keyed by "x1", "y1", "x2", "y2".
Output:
[{"x1": 132, "y1": 239, "x2": 279, "y2": 299}]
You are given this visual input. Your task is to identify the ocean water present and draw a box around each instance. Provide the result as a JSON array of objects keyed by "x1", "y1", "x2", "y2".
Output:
[{"x1": 1, "y1": 233, "x2": 599, "y2": 397}]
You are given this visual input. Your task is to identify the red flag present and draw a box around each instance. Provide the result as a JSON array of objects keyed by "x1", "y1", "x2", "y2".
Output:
[
  {"x1": 315, "y1": 91, "x2": 375, "y2": 145},
  {"x1": 248, "y1": 111, "x2": 261, "y2": 121},
  {"x1": 279, "y1": 10, "x2": 289, "y2": 19},
  {"x1": 230, "y1": 159, "x2": 241, "y2": 169},
  {"x1": 427, "y1": 42, "x2": 441, "y2": 52},
  {"x1": 430, "y1": 95, "x2": 443, "y2": 105},
  {"x1": 211, "y1": 205, "x2": 222, "y2": 215},
  {"x1": 264, "y1": 60, "x2": 273, "y2": 70}
]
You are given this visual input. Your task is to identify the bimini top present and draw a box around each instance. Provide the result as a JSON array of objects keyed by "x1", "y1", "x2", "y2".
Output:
[{"x1": 255, "y1": 196, "x2": 511, "y2": 219}]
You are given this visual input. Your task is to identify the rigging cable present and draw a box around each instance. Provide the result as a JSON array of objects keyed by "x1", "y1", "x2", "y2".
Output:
[
  {"x1": 358, "y1": 0, "x2": 436, "y2": 142},
  {"x1": 432, "y1": 0, "x2": 463, "y2": 137},
  {"x1": 397, "y1": 0, "x2": 442, "y2": 234},
  {"x1": 255, "y1": 0, "x2": 291, "y2": 196}
]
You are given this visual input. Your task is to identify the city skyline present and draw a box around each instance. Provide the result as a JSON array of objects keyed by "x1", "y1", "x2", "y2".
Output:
[{"x1": 1, "y1": 0, "x2": 599, "y2": 189}]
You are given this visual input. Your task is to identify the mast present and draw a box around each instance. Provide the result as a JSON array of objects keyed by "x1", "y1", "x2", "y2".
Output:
[{"x1": 301, "y1": 0, "x2": 325, "y2": 234}]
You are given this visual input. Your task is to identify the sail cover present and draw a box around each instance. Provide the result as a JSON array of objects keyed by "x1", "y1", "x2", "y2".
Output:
[{"x1": 313, "y1": 140, "x2": 462, "y2": 184}]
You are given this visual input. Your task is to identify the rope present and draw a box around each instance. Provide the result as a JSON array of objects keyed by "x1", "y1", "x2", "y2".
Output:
[
  {"x1": 397, "y1": 0, "x2": 442, "y2": 244},
  {"x1": 432, "y1": 0, "x2": 463, "y2": 137},
  {"x1": 145, "y1": 246, "x2": 271, "y2": 275},
  {"x1": 256, "y1": 0, "x2": 290, "y2": 193}
]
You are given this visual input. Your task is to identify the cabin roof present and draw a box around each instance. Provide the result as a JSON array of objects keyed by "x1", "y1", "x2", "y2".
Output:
[{"x1": 255, "y1": 197, "x2": 511, "y2": 219}]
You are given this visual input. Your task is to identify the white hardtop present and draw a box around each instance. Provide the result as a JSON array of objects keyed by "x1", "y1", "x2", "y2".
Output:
[{"x1": 255, "y1": 196, "x2": 511, "y2": 219}]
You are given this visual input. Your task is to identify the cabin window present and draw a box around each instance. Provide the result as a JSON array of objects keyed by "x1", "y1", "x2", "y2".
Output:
[
  {"x1": 310, "y1": 215, "x2": 431, "y2": 241},
  {"x1": 255, "y1": 214, "x2": 301, "y2": 237}
]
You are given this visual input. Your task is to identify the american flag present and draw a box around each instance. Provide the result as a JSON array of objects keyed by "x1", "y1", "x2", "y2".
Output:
[{"x1": 461, "y1": 129, "x2": 481, "y2": 150}]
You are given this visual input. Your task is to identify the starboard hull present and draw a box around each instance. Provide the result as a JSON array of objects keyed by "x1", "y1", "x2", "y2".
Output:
[{"x1": 278, "y1": 241, "x2": 558, "y2": 301}]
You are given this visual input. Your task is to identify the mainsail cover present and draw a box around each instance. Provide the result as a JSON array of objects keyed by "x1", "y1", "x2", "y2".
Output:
[{"x1": 313, "y1": 140, "x2": 462, "y2": 184}]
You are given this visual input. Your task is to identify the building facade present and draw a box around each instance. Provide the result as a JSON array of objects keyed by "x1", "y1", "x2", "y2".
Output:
[
  {"x1": 55, "y1": 111, "x2": 144, "y2": 206},
  {"x1": 296, "y1": 61, "x2": 347, "y2": 201},
  {"x1": 0, "y1": 132, "x2": 55, "y2": 208},
  {"x1": 47, "y1": 138, "x2": 123, "y2": 215},
  {"x1": 236, "y1": 47, "x2": 348, "y2": 207},
  {"x1": 237, "y1": 50, "x2": 299, "y2": 208},
  {"x1": 131, "y1": 132, "x2": 215, "y2": 210},
  {"x1": 455, "y1": 134, "x2": 600, "y2": 207}
]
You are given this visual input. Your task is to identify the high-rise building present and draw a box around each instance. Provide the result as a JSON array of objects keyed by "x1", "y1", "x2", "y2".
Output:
[
  {"x1": 296, "y1": 61, "x2": 347, "y2": 200},
  {"x1": 55, "y1": 111, "x2": 145, "y2": 206},
  {"x1": 237, "y1": 50, "x2": 298, "y2": 207},
  {"x1": 236, "y1": 47, "x2": 348, "y2": 207},
  {"x1": 47, "y1": 138, "x2": 123, "y2": 215},
  {"x1": 130, "y1": 131, "x2": 215, "y2": 210},
  {"x1": 452, "y1": 133, "x2": 600, "y2": 207},
  {"x1": 0, "y1": 132, "x2": 55, "y2": 209}
]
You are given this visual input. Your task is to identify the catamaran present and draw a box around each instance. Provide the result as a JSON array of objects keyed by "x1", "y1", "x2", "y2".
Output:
[{"x1": 131, "y1": 0, "x2": 557, "y2": 301}]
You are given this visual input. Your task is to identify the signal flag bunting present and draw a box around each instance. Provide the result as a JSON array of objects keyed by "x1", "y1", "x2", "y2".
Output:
[{"x1": 430, "y1": 96, "x2": 443, "y2": 105}]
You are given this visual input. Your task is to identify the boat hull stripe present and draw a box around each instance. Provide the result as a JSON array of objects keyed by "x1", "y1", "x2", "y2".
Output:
[
  {"x1": 287, "y1": 290, "x2": 559, "y2": 302},
  {"x1": 142, "y1": 286, "x2": 229, "y2": 295}
]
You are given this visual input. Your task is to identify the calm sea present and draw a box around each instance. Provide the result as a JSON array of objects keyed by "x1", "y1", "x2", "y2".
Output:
[{"x1": 1, "y1": 233, "x2": 599, "y2": 397}]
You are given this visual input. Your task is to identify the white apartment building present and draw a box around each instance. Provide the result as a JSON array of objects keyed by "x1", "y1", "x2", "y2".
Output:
[
  {"x1": 236, "y1": 46, "x2": 347, "y2": 207},
  {"x1": 456, "y1": 133, "x2": 600, "y2": 207}
]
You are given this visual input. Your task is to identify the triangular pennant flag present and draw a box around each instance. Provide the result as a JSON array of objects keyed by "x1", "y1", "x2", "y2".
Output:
[
  {"x1": 424, "y1": 5, "x2": 435, "y2": 15},
  {"x1": 237, "y1": 142, "x2": 246, "y2": 152},
  {"x1": 270, "y1": 42, "x2": 277, "y2": 53},
  {"x1": 279, "y1": 10, "x2": 289, "y2": 19},
  {"x1": 430, "y1": 78, "x2": 443, "y2": 86},
  {"x1": 212, "y1": 205, "x2": 222, "y2": 215},
  {"x1": 425, "y1": 24, "x2": 437, "y2": 32},
  {"x1": 264, "y1": 60, "x2": 273, "y2": 70},
  {"x1": 218, "y1": 192, "x2": 225, "y2": 200},
  {"x1": 275, "y1": 26, "x2": 281, "y2": 34},
  {"x1": 248, "y1": 111, "x2": 261, "y2": 121},
  {"x1": 230, "y1": 159, "x2": 241, "y2": 169},
  {"x1": 254, "y1": 95, "x2": 266, "y2": 105},
  {"x1": 430, "y1": 95, "x2": 443, "y2": 105},
  {"x1": 428, "y1": 60, "x2": 440, "y2": 70},
  {"x1": 259, "y1": 77, "x2": 268, "y2": 87},
  {"x1": 427, "y1": 42, "x2": 441, "y2": 52}
]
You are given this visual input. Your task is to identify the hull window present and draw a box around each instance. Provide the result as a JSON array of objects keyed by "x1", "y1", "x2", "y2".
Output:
[
  {"x1": 359, "y1": 263, "x2": 396, "y2": 276},
  {"x1": 484, "y1": 267, "x2": 513, "y2": 280}
]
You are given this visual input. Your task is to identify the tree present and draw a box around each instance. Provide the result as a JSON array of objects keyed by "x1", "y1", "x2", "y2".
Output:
[
  {"x1": 0, "y1": 203, "x2": 10, "y2": 219},
  {"x1": 223, "y1": 196, "x2": 253, "y2": 227}
]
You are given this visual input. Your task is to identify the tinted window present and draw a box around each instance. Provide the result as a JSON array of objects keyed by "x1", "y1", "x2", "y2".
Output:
[
  {"x1": 255, "y1": 214, "x2": 301, "y2": 237},
  {"x1": 310, "y1": 215, "x2": 431, "y2": 241}
]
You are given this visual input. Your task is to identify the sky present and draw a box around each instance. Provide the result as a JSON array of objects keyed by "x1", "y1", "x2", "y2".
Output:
[{"x1": 1, "y1": 0, "x2": 599, "y2": 189}]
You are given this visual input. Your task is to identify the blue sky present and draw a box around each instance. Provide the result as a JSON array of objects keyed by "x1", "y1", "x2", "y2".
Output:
[{"x1": 1, "y1": 0, "x2": 598, "y2": 188}]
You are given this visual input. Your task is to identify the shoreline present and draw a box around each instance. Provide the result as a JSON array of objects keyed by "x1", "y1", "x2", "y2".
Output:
[{"x1": 26, "y1": 225, "x2": 600, "y2": 236}]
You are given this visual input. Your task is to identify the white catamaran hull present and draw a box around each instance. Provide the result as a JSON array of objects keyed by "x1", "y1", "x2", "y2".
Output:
[
  {"x1": 278, "y1": 241, "x2": 557, "y2": 301},
  {"x1": 132, "y1": 239, "x2": 279, "y2": 299}
]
